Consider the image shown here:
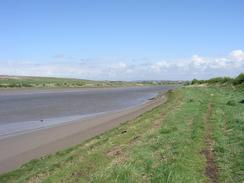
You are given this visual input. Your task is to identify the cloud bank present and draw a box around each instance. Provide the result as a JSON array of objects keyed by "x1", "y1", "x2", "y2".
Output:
[{"x1": 0, "y1": 50, "x2": 243, "y2": 80}]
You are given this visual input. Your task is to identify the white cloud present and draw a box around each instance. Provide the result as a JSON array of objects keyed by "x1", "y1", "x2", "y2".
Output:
[
  {"x1": 191, "y1": 54, "x2": 208, "y2": 68},
  {"x1": 230, "y1": 49, "x2": 244, "y2": 61},
  {"x1": 192, "y1": 54, "x2": 205, "y2": 63},
  {"x1": 109, "y1": 62, "x2": 127, "y2": 69},
  {"x1": 209, "y1": 50, "x2": 244, "y2": 69},
  {"x1": 0, "y1": 49, "x2": 243, "y2": 80},
  {"x1": 150, "y1": 61, "x2": 170, "y2": 72},
  {"x1": 210, "y1": 58, "x2": 229, "y2": 69},
  {"x1": 189, "y1": 49, "x2": 244, "y2": 70}
]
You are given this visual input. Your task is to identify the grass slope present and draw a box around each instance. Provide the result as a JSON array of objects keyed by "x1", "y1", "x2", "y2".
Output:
[{"x1": 0, "y1": 86, "x2": 243, "y2": 182}]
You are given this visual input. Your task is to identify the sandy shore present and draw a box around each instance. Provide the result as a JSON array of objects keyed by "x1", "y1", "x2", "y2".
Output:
[{"x1": 0, "y1": 92, "x2": 167, "y2": 174}]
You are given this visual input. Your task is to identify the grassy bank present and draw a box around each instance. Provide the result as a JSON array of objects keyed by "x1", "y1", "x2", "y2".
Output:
[
  {"x1": 0, "y1": 76, "x2": 182, "y2": 88},
  {"x1": 0, "y1": 86, "x2": 243, "y2": 182}
]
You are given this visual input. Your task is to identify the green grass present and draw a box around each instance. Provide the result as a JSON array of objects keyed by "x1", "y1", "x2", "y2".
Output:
[
  {"x1": 0, "y1": 76, "x2": 181, "y2": 88},
  {"x1": 208, "y1": 86, "x2": 244, "y2": 182},
  {"x1": 0, "y1": 86, "x2": 243, "y2": 182}
]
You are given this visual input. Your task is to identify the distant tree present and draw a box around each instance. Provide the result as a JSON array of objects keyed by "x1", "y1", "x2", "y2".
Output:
[{"x1": 191, "y1": 79, "x2": 198, "y2": 85}]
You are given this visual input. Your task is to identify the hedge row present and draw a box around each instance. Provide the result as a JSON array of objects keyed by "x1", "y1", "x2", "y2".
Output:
[{"x1": 191, "y1": 73, "x2": 244, "y2": 85}]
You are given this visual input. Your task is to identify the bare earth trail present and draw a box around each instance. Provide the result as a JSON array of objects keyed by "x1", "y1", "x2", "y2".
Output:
[{"x1": 203, "y1": 102, "x2": 219, "y2": 183}]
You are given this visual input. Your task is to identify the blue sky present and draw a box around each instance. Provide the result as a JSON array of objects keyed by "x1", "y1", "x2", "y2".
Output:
[{"x1": 0, "y1": 0, "x2": 243, "y2": 80}]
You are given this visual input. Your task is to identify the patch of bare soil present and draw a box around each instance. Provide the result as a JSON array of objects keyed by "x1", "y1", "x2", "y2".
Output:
[
  {"x1": 107, "y1": 146, "x2": 123, "y2": 157},
  {"x1": 203, "y1": 103, "x2": 219, "y2": 183},
  {"x1": 107, "y1": 146, "x2": 128, "y2": 165}
]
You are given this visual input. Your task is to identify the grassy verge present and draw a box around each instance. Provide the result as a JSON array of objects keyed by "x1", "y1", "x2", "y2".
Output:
[{"x1": 0, "y1": 86, "x2": 243, "y2": 182}]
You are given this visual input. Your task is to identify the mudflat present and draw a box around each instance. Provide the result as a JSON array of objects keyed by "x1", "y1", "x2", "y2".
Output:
[
  {"x1": 0, "y1": 86, "x2": 174, "y2": 137},
  {"x1": 0, "y1": 87, "x2": 170, "y2": 174}
]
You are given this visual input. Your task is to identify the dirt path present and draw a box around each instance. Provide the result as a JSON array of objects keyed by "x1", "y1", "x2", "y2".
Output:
[{"x1": 203, "y1": 103, "x2": 219, "y2": 183}]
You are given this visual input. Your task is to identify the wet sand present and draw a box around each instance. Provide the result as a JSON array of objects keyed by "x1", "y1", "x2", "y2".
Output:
[{"x1": 0, "y1": 89, "x2": 168, "y2": 174}]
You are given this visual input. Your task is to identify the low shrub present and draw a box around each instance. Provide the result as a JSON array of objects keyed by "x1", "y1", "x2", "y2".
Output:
[
  {"x1": 233, "y1": 73, "x2": 244, "y2": 85},
  {"x1": 239, "y1": 99, "x2": 244, "y2": 104},
  {"x1": 226, "y1": 100, "x2": 236, "y2": 106}
]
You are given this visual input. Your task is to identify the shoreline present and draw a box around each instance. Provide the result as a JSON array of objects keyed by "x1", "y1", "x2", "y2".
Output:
[{"x1": 0, "y1": 91, "x2": 167, "y2": 174}]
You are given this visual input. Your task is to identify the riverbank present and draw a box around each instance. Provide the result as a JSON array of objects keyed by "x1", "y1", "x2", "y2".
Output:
[{"x1": 0, "y1": 86, "x2": 243, "y2": 182}]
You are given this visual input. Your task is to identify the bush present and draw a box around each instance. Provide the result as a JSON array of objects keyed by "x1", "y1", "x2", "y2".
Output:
[
  {"x1": 191, "y1": 74, "x2": 243, "y2": 86},
  {"x1": 233, "y1": 73, "x2": 244, "y2": 85},
  {"x1": 239, "y1": 99, "x2": 244, "y2": 104},
  {"x1": 191, "y1": 79, "x2": 205, "y2": 85},
  {"x1": 207, "y1": 77, "x2": 233, "y2": 84},
  {"x1": 21, "y1": 83, "x2": 32, "y2": 87},
  {"x1": 191, "y1": 79, "x2": 198, "y2": 85},
  {"x1": 226, "y1": 100, "x2": 236, "y2": 106}
]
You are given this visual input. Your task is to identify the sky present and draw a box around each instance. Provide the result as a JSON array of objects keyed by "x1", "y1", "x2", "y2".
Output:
[{"x1": 0, "y1": 0, "x2": 244, "y2": 80}]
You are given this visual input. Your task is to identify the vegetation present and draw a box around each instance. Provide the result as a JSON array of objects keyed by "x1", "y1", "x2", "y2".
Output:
[
  {"x1": 191, "y1": 73, "x2": 244, "y2": 85},
  {"x1": 233, "y1": 73, "x2": 244, "y2": 85},
  {"x1": 0, "y1": 84, "x2": 243, "y2": 182},
  {"x1": 0, "y1": 76, "x2": 183, "y2": 88}
]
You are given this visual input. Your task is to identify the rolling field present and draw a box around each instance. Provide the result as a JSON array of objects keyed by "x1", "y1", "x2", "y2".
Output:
[
  {"x1": 0, "y1": 85, "x2": 243, "y2": 182},
  {"x1": 0, "y1": 76, "x2": 181, "y2": 88},
  {"x1": 0, "y1": 76, "x2": 138, "y2": 88}
]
